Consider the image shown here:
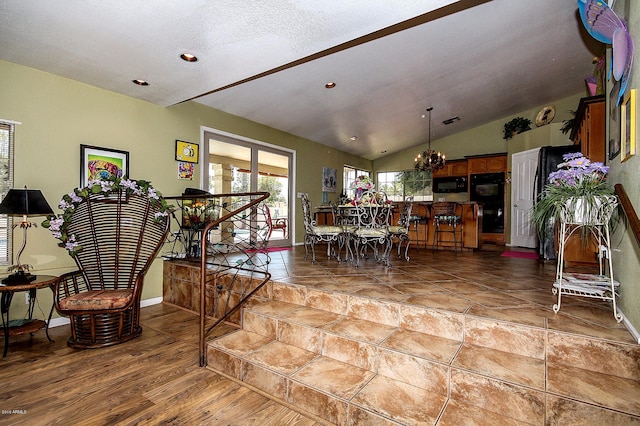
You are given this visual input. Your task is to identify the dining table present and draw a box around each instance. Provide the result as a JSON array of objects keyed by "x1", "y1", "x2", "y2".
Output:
[{"x1": 331, "y1": 202, "x2": 394, "y2": 267}]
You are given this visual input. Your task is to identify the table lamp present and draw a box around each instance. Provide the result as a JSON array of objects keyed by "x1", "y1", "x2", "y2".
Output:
[{"x1": 0, "y1": 186, "x2": 53, "y2": 284}]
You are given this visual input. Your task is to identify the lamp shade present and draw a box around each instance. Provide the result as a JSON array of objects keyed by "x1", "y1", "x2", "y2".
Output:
[{"x1": 0, "y1": 187, "x2": 53, "y2": 216}]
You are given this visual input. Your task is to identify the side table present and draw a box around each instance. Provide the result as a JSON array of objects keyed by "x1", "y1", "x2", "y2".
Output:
[{"x1": 0, "y1": 274, "x2": 57, "y2": 357}]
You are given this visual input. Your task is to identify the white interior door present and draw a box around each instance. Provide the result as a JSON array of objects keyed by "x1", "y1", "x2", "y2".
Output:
[{"x1": 510, "y1": 148, "x2": 539, "y2": 248}]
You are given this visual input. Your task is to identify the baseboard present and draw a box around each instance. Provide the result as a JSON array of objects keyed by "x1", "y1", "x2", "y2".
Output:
[
  {"x1": 48, "y1": 316, "x2": 70, "y2": 328},
  {"x1": 48, "y1": 296, "x2": 164, "y2": 329},
  {"x1": 620, "y1": 309, "x2": 640, "y2": 344},
  {"x1": 141, "y1": 296, "x2": 163, "y2": 308}
]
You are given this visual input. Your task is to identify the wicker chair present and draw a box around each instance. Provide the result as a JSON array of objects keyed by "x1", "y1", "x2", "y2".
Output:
[{"x1": 52, "y1": 186, "x2": 169, "y2": 349}]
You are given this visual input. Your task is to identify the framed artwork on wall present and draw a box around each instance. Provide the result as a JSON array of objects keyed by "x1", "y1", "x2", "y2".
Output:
[
  {"x1": 609, "y1": 79, "x2": 621, "y2": 161},
  {"x1": 322, "y1": 167, "x2": 337, "y2": 192},
  {"x1": 80, "y1": 144, "x2": 129, "y2": 187},
  {"x1": 621, "y1": 89, "x2": 636, "y2": 162},
  {"x1": 175, "y1": 140, "x2": 199, "y2": 163}
]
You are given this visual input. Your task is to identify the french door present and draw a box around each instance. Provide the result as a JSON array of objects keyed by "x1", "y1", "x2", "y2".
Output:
[{"x1": 201, "y1": 129, "x2": 294, "y2": 246}]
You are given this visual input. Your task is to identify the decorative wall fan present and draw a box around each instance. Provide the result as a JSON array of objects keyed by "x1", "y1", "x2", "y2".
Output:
[{"x1": 535, "y1": 105, "x2": 556, "y2": 127}]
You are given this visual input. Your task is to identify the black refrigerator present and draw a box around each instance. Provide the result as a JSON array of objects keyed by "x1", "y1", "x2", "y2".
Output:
[{"x1": 535, "y1": 145, "x2": 582, "y2": 259}]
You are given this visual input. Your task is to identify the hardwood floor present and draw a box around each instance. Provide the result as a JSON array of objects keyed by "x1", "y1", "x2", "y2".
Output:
[{"x1": 0, "y1": 303, "x2": 324, "y2": 426}]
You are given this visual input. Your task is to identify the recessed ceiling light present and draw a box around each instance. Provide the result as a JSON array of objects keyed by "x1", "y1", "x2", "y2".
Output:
[
  {"x1": 132, "y1": 79, "x2": 149, "y2": 86},
  {"x1": 443, "y1": 116, "x2": 460, "y2": 125},
  {"x1": 325, "y1": 82, "x2": 336, "y2": 89},
  {"x1": 180, "y1": 53, "x2": 198, "y2": 62}
]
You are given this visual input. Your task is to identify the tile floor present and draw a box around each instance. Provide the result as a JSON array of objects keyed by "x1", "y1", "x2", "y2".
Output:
[
  {"x1": 203, "y1": 245, "x2": 640, "y2": 425},
  {"x1": 265, "y1": 246, "x2": 634, "y2": 344}
]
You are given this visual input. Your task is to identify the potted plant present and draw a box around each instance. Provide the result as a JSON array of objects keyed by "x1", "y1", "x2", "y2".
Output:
[
  {"x1": 503, "y1": 117, "x2": 532, "y2": 140},
  {"x1": 531, "y1": 152, "x2": 617, "y2": 242}
]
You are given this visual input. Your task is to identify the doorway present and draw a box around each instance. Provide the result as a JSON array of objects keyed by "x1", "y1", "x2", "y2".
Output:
[
  {"x1": 201, "y1": 129, "x2": 294, "y2": 247},
  {"x1": 510, "y1": 148, "x2": 539, "y2": 248}
]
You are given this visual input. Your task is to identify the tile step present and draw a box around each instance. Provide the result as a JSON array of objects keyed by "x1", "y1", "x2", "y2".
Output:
[
  {"x1": 207, "y1": 330, "x2": 532, "y2": 425},
  {"x1": 204, "y1": 280, "x2": 640, "y2": 424},
  {"x1": 262, "y1": 280, "x2": 640, "y2": 378},
  {"x1": 207, "y1": 330, "x2": 640, "y2": 424}
]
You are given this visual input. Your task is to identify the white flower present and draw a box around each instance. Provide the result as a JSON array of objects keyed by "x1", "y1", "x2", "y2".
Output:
[
  {"x1": 69, "y1": 192, "x2": 82, "y2": 203},
  {"x1": 48, "y1": 217, "x2": 64, "y2": 232},
  {"x1": 58, "y1": 199, "x2": 74, "y2": 210},
  {"x1": 64, "y1": 234, "x2": 79, "y2": 251}
]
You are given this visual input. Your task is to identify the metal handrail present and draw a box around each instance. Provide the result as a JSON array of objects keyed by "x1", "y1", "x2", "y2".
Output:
[{"x1": 188, "y1": 191, "x2": 271, "y2": 366}]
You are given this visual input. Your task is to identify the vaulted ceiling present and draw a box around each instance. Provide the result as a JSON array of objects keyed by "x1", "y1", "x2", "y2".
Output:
[{"x1": 0, "y1": 0, "x2": 601, "y2": 159}]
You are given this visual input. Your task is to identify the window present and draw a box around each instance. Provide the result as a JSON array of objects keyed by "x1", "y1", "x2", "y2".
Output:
[
  {"x1": 376, "y1": 172, "x2": 404, "y2": 201},
  {"x1": 0, "y1": 122, "x2": 14, "y2": 265},
  {"x1": 343, "y1": 166, "x2": 370, "y2": 197},
  {"x1": 376, "y1": 170, "x2": 433, "y2": 202}
]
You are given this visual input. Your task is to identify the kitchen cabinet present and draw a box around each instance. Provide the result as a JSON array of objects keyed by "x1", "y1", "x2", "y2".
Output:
[
  {"x1": 467, "y1": 154, "x2": 507, "y2": 174},
  {"x1": 432, "y1": 159, "x2": 468, "y2": 177},
  {"x1": 406, "y1": 202, "x2": 480, "y2": 250},
  {"x1": 467, "y1": 154, "x2": 507, "y2": 245},
  {"x1": 559, "y1": 95, "x2": 606, "y2": 265},
  {"x1": 570, "y1": 95, "x2": 605, "y2": 163}
]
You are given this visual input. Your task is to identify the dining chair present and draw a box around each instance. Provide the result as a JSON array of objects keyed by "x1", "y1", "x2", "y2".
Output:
[
  {"x1": 389, "y1": 196, "x2": 413, "y2": 261},
  {"x1": 300, "y1": 193, "x2": 343, "y2": 263},
  {"x1": 351, "y1": 190, "x2": 392, "y2": 267},
  {"x1": 263, "y1": 203, "x2": 287, "y2": 239}
]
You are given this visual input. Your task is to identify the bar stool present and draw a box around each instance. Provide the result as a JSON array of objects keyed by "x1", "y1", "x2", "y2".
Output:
[
  {"x1": 408, "y1": 215, "x2": 427, "y2": 250},
  {"x1": 432, "y1": 202, "x2": 463, "y2": 253}
]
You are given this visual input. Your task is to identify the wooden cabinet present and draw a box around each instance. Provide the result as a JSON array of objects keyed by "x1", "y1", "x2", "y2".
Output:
[
  {"x1": 561, "y1": 95, "x2": 605, "y2": 266},
  {"x1": 467, "y1": 154, "x2": 507, "y2": 174},
  {"x1": 467, "y1": 154, "x2": 507, "y2": 245},
  {"x1": 450, "y1": 160, "x2": 468, "y2": 176},
  {"x1": 432, "y1": 159, "x2": 468, "y2": 177},
  {"x1": 570, "y1": 95, "x2": 605, "y2": 163}
]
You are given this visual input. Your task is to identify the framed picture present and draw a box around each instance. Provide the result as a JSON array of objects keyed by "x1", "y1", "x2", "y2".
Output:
[
  {"x1": 80, "y1": 144, "x2": 129, "y2": 187},
  {"x1": 322, "y1": 167, "x2": 337, "y2": 192},
  {"x1": 608, "y1": 79, "x2": 621, "y2": 161},
  {"x1": 621, "y1": 89, "x2": 636, "y2": 162},
  {"x1": 175, "y1": 140, "x2": 199, "y2": 163}
]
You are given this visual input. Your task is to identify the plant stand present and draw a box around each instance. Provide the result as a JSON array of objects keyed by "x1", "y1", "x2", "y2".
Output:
[{"x1": 553, "y1": 195, "x2": 622, "y2": 322}]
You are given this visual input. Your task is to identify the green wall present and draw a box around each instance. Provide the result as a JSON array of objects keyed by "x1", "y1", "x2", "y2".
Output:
[
  {"x1": 0, "y1": 60, "x2": 369, "y2": 320},
  {"x1": 610, "y1": 0, "x2": 640, "y2": 341}
]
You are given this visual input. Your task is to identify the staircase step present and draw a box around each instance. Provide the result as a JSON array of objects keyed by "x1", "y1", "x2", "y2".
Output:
[{"x1": 206, "y1": 279, "x2": 640, "y2": 424}]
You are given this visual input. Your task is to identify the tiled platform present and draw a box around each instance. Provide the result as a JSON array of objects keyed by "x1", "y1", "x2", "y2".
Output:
[{"x1": 201, "y1": 246, "x2": 640, "y2": 425}]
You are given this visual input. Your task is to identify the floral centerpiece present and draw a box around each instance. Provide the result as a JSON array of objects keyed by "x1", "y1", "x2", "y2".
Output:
[
  {"x1": 352, "y1": 175, "x2": 374, "y2": 191},
  {"x1": 350, "y1": 175, "x2": 374, "y2": 202},
  {"x1": 531, "y1": 153, "x2": 617, "y2": 240},
  {"x1": 42, "y1": 176, "x2": 172, "y2": 256}
]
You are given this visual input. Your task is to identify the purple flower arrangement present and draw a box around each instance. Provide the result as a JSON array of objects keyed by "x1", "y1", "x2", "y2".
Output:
[{"x1": 548, "y1": 153, "x2": 609, "y2": 188}]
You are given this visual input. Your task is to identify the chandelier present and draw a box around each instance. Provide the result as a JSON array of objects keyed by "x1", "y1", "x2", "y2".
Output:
[{"x1": 414, "y1": 107, "x2": 446, "y2": 172}]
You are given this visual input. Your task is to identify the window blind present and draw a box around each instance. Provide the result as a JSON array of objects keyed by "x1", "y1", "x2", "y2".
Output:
[{"x1": 0, "y1": 122, "x2": 15, "y2": 264}]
